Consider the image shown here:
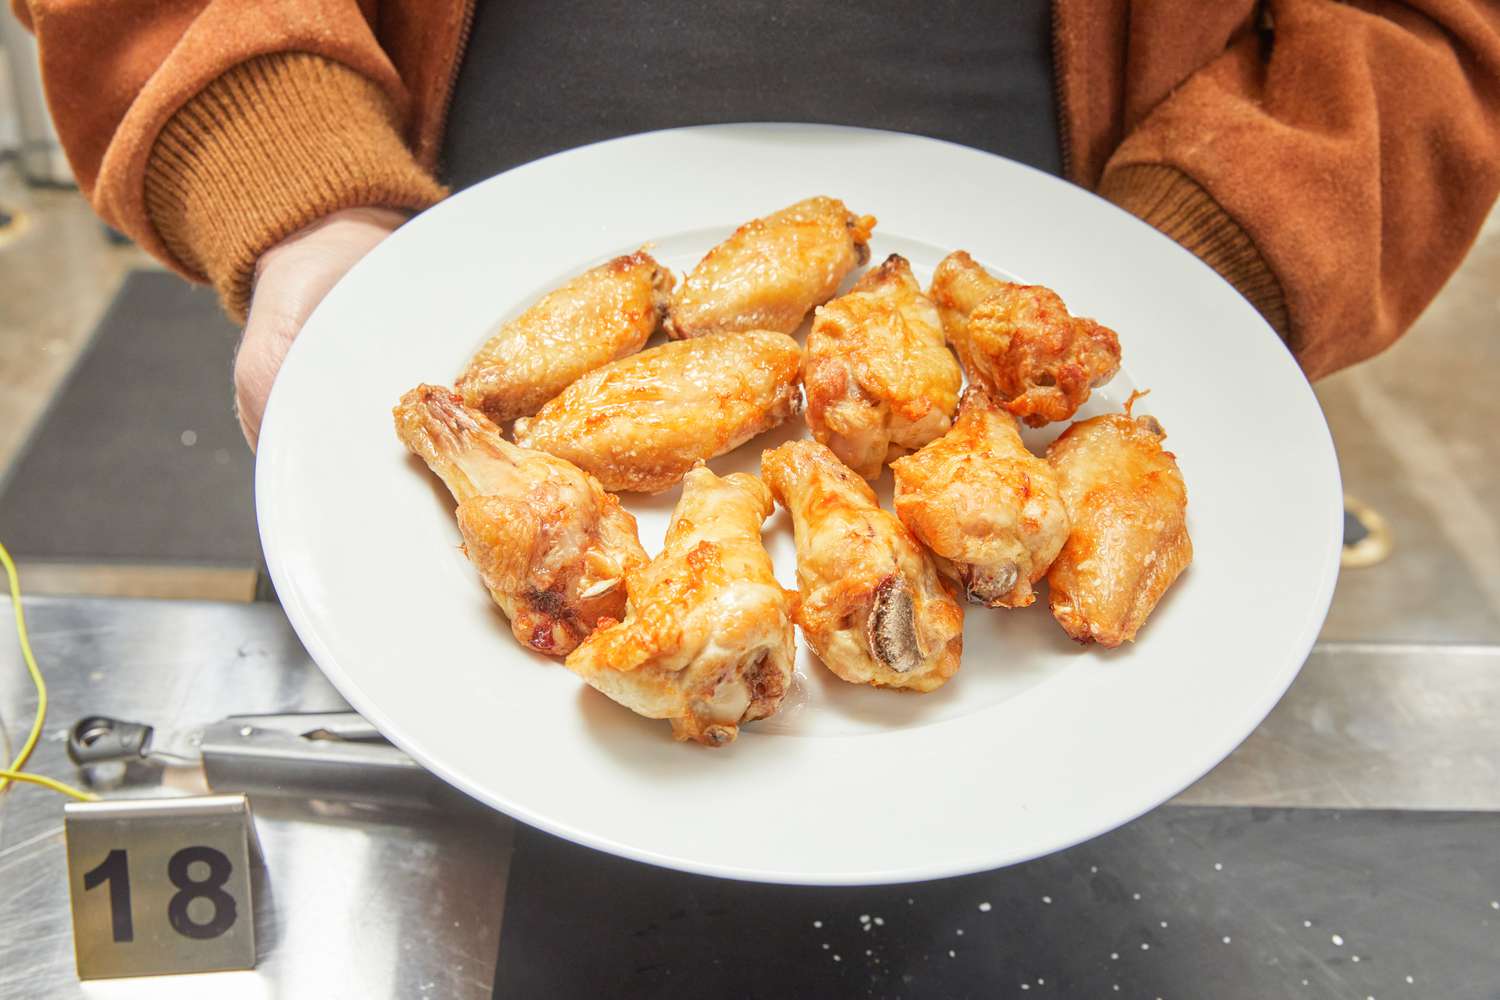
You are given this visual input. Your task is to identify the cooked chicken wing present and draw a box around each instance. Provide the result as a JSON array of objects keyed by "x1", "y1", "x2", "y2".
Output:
[
  {"x1": 1045, "y1": 401, "x2": 1192, "y2": 646},
  {"x1": 564, "y1": 465, "x2": 795, "y2": 746},
  {"x1": 761, "y1": 440, "x2": 962, "y2": 692},
  {"x1": 456, "y1": 249, "x2": 674, "y2": 425},
  {"x1": 891, "y1": 388, "x2": 1070, "y2": 608},
  {"x1": 513, "y1": 330, "x2": 803, "y2": 493},
  {"x1": 930, "y1": 251, "x2": 1121, "y2": 427},
  {"x1": 803, "y1": 254, "x2": 962, "y2": 479},
  {"x1": 395, "y1": 385, "x2": 648, "y2": 655},
  {"x1": 665, "y1": 196, "x2": 876, "y2": 340}
]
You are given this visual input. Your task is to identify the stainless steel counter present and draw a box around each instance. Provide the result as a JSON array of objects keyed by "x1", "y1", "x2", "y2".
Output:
[
  {"x1": 0, "y1": 596, "x2": 513, "y2": 999},
  {"x1": 3, "y1": 595, "x2": 1497, "y2": 997}
]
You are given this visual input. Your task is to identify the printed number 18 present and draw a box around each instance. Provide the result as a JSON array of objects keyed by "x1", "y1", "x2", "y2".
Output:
[{"x1": 82, "y1": 846, "x2": 238, "y2": 943}]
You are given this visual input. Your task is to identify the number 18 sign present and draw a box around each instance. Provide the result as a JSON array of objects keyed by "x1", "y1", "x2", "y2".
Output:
[{"x1": 64, "y1": 794, "x2": 260, "y2": 980}]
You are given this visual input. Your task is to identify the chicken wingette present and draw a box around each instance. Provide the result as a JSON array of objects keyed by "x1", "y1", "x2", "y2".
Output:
[
  {"x1": 666, "y1": 196, "x2": 875, "y2": 340},
  {"x1": 1046, "y1": 401, "x2": 1192, "y2": 646},
  {"x1": 513, "y1": 330, "x2": 803, "y2": 493},
  {"x1": 394, "y1": 385, "x2": 647, "y2": 655},
  {"x1": 456, "y1": 249, "x2": 674, "y2": 425}
]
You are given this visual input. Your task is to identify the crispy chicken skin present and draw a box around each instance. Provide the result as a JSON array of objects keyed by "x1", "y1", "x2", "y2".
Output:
[
  {"x1": 804, "y1": 254, "x2": 963, "y2": 479},
  {"x1": 665, "y1": 196, "x2": 876, "y2": 340},
  {"x1": 394, "y1": 385, "x2": 648, "y2": 655},
  {"x1": 1045, "y1": 402, "x2": 1192, "y2": 646},
  {"x1": 761, "y1": 440, "x2": 963, "y2": 692},
  {"x1": 456, "y1": 249, "x2": 674, "y2": 425},
  {"x1": 891, "y1": 388, "x2": 1070, "y2": 609},
  {"x1": 930, "y1": 251, "x2": 1121, "y2": 427},
  {"x1": 564, "y1": 465, "x2": 795, "y2": 746},
  {"x1": 513, "y1": 330, "x2": 803, "y2": 494}
]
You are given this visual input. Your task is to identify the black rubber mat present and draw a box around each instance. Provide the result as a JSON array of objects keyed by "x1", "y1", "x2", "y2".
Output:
[
  {"x1": 495, "y1": 807, "x2": 1500, "y2": 999},
  {"x1": 0, "y1": 270, "x2": 258, "y2": 566}
]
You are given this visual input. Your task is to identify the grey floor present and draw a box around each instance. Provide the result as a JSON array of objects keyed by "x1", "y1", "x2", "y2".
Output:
[
  {"x1": 1313, "y1": 208, "x2": 1500, "y2": 644},
  {"x1": 1, "y1": 160, "x2": 1497, "y2": 646}
]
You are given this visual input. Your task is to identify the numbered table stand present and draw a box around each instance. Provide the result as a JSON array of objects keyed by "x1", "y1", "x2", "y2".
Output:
[{"x1": 65, "y1": 795, "x2": 261, "y2": 979}]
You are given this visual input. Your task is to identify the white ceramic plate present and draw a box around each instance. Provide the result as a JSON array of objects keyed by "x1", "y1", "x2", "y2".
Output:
[{"x1": 257, "y1": 124, "x2": 1341, "y2": 885}]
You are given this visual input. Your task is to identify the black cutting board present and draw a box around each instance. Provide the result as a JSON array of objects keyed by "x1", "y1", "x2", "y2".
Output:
[{"x1": 494, "y1": 806, "x2": 1500, "y2": 999}]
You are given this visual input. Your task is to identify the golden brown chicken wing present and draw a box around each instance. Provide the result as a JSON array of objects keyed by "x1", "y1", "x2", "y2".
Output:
[
  {"x1": 891, "y1": 388, "x2": 1070, "y2": 608},
  {"x1": 564, "y1": 465, "x2": 795, "y2": 746},
  {"x1": 803, "y1": 254, "x2": 963, "y2": 479},
  {"x1": 394, "y1": 385, "x2": 648, "y2": 655},
  {"x1": 513, "y1": 330, "x2": 803, "y2": 493},
  {"x1": 1045, "y1": 401, "x2": 1192, "y2": 646},
  {"x1": 456, "y1": 249, "x2": 674, "y2": 425},
  {"x1": 665, "y1": 196, "x2": 876, "y2": 340},
  {"x1": 761, "y1": 440, "x2": 963, "y2": 692},
  {"x1": 930, "y1": 250, "x2": 1121, "y2": 427}
]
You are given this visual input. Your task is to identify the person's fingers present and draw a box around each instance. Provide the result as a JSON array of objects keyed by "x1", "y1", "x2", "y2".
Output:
[
  {"x1": 234, "y1": 307, "x2": 299, "y2": 450},
  {"x1": 235, "y1": 207, "x2": 408, "y2": 450}
]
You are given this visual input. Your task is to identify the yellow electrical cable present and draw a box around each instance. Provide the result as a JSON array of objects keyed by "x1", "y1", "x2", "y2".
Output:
[
  {"x1": 0, "y1": 539, "x2": 97, "y2": 802},
  {"x1": 0, "y1": 767, "x2": 97, "y2": 802}
]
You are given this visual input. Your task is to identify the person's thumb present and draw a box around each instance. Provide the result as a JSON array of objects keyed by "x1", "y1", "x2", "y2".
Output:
[{"x1": 235, "y1": 207, "x2": 407, "y2": 449}]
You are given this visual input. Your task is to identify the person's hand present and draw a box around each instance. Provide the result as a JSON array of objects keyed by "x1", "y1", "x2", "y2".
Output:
[{"x1": 235, "y1": 206, "x2": 408, "y2": 449}]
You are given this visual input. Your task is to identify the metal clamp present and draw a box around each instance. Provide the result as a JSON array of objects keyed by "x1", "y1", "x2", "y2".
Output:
[{"x1": 65, "y1": 711, "x2": 469, "y2": 810}]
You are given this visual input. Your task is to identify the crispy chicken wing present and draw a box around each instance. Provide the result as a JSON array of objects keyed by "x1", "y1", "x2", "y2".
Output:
[
  {"x1": 1045, "y1": 402, "x2": 1192, "y2": 646},
  {"x1": 395, "y1": 385, "x2": 648, "y2": 655},
  {"x1": 456, "y1": 249, "x2": 674, "y2": 425},
  {"x1": 761, "y1": 440, "x2": 963, "y2": 692},
  {"x1": 513, "y1": 330, "x2": 803, "y2": 493},
  {"x1": 665, "y1": 196, "x2": 876, "y2": 340},
  {"x1": 564, "y1": 465, "x2": 795, "y2": 746},
  {"x1": 891, "y1": 388, "x2": 1070, "y2": 609},
  {"x1": 804, "y1": 254, "x2": 963, "y2": 479},
  {"x1": 930, "y1": 251, "x2": 1121, "y2": 427}
]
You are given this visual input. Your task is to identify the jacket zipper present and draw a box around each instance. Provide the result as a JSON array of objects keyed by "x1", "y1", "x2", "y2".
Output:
[
  {"x1": 431, "y1": 0, "x2": 479, "y2": 166},
  {"x1": 1050, "y1": 0, "x2": 1074, "y2": 182}
]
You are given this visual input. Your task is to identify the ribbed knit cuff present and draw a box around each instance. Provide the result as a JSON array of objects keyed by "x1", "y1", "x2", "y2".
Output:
[
  {"x1": 1098, "y1": 163, "x2": 1290, "y2": 338},
  {"x1": 145, "y1": 53, "x2": 448, "y2": 322}
]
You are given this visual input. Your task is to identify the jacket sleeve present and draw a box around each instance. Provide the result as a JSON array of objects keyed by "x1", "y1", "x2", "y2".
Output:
[
  {"x1": 12, "y1": 0, "x2": 446, "y2": 320},
  {"x1": 1097, "y1": 0, "x2": 1500, "y2": 378}
]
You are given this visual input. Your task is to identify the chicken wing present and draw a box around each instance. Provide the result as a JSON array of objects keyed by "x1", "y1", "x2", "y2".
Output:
[
  {"x1": 891, "y1": 388, "x2": 1070, "y2": 608},
  {"x1": 456, "y1": 249, "x2": 674, "y2": 425},
  {"x1": 513, "y1": 329, "x2": 803, "y2": 493},
  {"x1": 761, "y1": 440, "x2": 963, "y2": 692},
  {"x1": 1045, "y1": 401, "x2": 1192, "y2": 646},
  {"x1": 394, "y1": 385, "x2": 648, "y2": 655},
  {"x1": 930, "y1": 250, "x2": 1121, "y2": 427},
  {"x1": 665, "y1": 196, "x2": 876, "y2": 340},
  {"x1": 803, "y1": 254, "x2": 962, "y2": 479},
  {"x1": 564, "y1": 465, "x2": 795, "y2": 746}
]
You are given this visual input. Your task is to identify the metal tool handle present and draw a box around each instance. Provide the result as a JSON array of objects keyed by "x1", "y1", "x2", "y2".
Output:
[
  {"x1": 198, "y1": 712, "x2": 462, "y2": 810},
  {"x1": 66, "y1": 715, "x2": 154, "y2": 765}
]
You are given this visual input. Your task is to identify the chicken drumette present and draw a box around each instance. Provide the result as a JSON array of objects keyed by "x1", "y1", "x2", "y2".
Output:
[
  {"x1": 804, "y1": 254, "x2": 962, "y2": 479},
  {"x1": 665, "y1": 196, "x2": 876, "y2": 340},
  {"x1": 1046, "y1": 399, "x2": 1192, "y2": 646},
  {"x1": 891, "y1": 388, "x2": 1070, "y2": 608},
  {"x1": 930, "y1": 251, "x2": 1121, "y2": 427},
  {"x1": 565, "y1": 465, "x2": 795, "y2": 746},
  {"x1": 456, "y1": 249, "x2": 674, "y2": 425},
  {"x1": 395, "y1": 385, "x2": 647, "y2": 655},
  {"x1": 513, "y1": 329, "x2": 803, "y2": 493},
  {"x1": 761, "y1": 440, "x2": 963, "y2": 692}
]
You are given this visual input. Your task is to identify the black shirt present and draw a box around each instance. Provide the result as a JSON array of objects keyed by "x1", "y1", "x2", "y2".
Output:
[{"x1": 440, "y1": 0, "x2": 1058, "y2": 190}]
